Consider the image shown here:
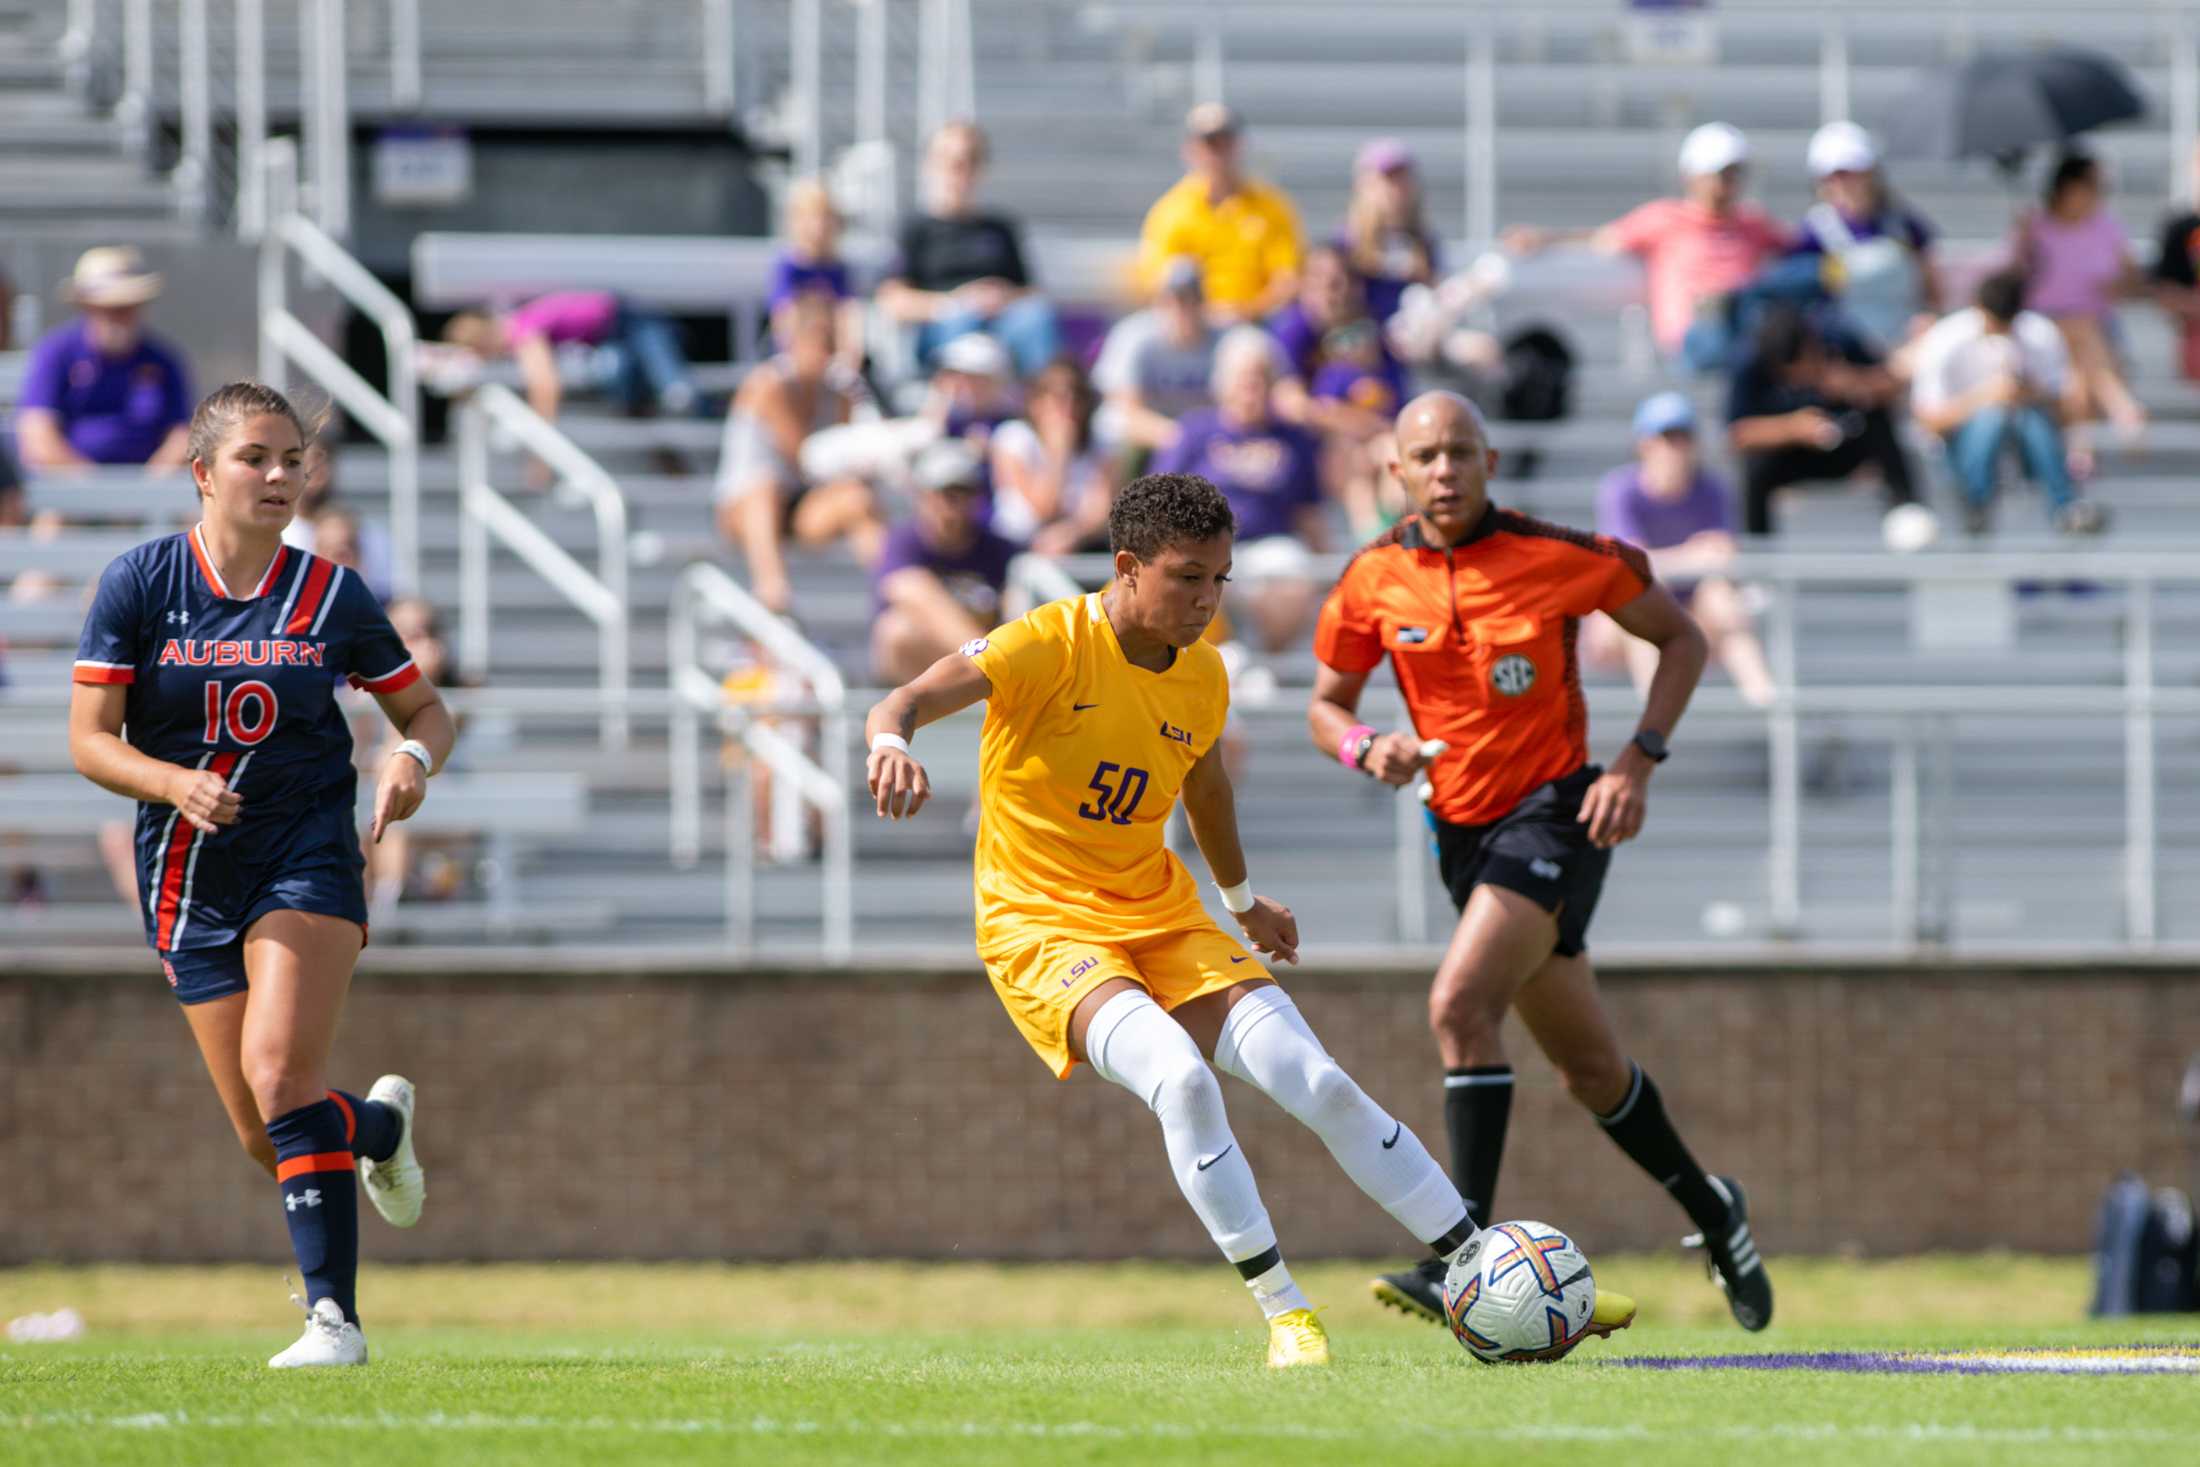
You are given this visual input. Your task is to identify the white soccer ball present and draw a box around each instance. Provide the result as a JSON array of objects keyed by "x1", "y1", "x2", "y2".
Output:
[{"x1": 1441, "y1": 1220, "x2": 1598, "y2": 1364}]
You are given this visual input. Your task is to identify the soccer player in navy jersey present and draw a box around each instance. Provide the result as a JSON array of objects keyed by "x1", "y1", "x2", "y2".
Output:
[{"x1": 68, "y1": 383, "x2": 454, "y2": 1368}]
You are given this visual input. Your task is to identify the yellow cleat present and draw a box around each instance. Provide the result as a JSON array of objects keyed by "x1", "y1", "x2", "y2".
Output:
[
  {"x1": 1266, "y1": 1308, "x2": 1332, "y2": 1368},
  {"x1": 1584, "y1": 1288, "x2": 1638, "y2": 1340}
]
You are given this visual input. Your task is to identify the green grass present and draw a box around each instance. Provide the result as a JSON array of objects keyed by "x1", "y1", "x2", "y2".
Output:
[{"x1": 3, "y1": 1258, "x2": 2197, "y2": 1466}]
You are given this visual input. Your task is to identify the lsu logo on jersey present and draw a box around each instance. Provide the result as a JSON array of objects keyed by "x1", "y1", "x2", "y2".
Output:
[
  {"x1": 1159, "y1": 720, "x2": 1193, "y2": 746},
  {"x1": 157, "y1": 638, "x2": 326, "y2": 668}
]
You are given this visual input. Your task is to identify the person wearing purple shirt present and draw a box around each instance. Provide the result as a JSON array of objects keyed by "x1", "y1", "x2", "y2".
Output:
[
  {"x1": 16, "y1": 246, "x2": 192, "y2": 471},
  {"x1": 1153, "y1": 329, "x2": 1328, "y2": 652},
  {"x1": 871, "y1": 440, "x2": 1020, "y2": 683},
  {"x1": 770, "y1": 179, "x2": 867, "y2": 372},
  {"x1": 1589, "y1": 392, "x2": 1772, "y2": 707}
]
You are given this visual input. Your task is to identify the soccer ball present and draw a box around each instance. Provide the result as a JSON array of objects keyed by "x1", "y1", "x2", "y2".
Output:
[{"x1": 1441, "y1": 1220, "x2": 1597, "y2": 1364}]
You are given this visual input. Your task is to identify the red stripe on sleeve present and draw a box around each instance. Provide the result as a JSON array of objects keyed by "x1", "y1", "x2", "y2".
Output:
[
  {"x1": 72, "y1": 664, "x2": 135, "y2": 685},
  {"x1": 284, "y1": 557, "x2": 337, "y2": 636},
  {"x1": 347, "y1": 662, "x2": 422, "y2": 695}
]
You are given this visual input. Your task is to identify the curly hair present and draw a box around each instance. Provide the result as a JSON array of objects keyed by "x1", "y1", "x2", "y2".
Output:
[{"x1": 1107, "y1": 472, "x2": 1236, "y2": 561}]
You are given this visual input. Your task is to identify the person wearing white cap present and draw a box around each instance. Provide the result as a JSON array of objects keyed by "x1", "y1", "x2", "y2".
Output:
[
  {"x1": 16, "y1": 246, "x2": 193, "y2": 471},
  {"x1": 869, "y1": 438, "x2": 1020, "y2": 683},
  {"x1": 1589, "y1": 391, "x2": 1774, "y2": 707},
  {"x1": 1139, "y1": 102, "x2": 1306, "y2": 323},
  {"x1": 1506, "y1": 121, "x2": 1790, "y2": 365},
  {"x1": 1791, "y1": 121, "x2": 1942, "y2": 354}
]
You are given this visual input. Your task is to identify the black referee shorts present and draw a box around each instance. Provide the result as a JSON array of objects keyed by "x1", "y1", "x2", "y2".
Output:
[{"x1": 1431, "y1": 764, "x2": 1611, "y2": 958}]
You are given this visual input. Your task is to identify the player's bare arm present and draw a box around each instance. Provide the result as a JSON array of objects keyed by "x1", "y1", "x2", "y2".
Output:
[
  {"x1": 1578, "y1": 583, "x2": 1707, "y2": 849},
  {"x1": 369, "y1": 677, "x2": 455, "y2": 843},
  {"x1": 1308, "y1": 663, "x2": 1440, "y2": 787},
  {"x1": 69, "y1": 681, "x2": 240, "y2": 835},
  {"x1": 1180, "y1": 741, "x2": 1299, "y2": 964},
  {"x1": 863, "y1": 650, "x2": 993, "y2": 819}
]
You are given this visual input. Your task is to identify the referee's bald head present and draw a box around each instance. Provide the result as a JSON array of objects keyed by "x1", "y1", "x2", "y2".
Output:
[{"x1": 1393, "y1": 390, "x2": 1489, "y2": 449}]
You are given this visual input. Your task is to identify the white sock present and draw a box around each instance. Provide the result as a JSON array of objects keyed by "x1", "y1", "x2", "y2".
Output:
[
  {"x1": 1084, "y1": 990, "x2": 1308, "y2": 1318},
  {"x1": 1215, "y1": 986, "x2": 1474, "y2": 1249}
]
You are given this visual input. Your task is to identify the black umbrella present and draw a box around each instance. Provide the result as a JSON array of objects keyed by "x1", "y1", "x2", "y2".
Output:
[{"x1": 1885, "y1": 45, "x2": 2146, "y2": 170}]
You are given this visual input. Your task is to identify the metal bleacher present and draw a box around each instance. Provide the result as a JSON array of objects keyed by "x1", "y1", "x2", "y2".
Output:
[{"x1": 9, "y1": 2, "x2": 2200, "y2": 962}]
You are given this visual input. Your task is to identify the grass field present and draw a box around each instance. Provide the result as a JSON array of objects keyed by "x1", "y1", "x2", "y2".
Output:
[{"x1": 4, "y1": 1256, "x2": 2197, "y2": 1466}]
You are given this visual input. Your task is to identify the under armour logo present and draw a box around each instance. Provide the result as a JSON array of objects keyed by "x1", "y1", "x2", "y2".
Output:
[
  {"x1": 165, "y1": 610, "x2": 190, "y2": 626},
  {"x1": 1529, "y1": 858, "x2": 1563, "y2": 881},
  {"x1": 285, "y1": 1188, "x2": 323, "y2": 1212}
]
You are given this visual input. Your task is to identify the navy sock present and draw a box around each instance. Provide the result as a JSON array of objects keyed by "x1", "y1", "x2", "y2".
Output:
[
  {"x1": 328, "y1": 1089, "x2": 401, "y2": 1164},
  {"x1": 266, "y1": 1099, "x2": 360, "y2": 1325}
]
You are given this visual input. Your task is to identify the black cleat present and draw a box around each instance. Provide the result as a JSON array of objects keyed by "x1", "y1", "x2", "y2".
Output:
[
  {"x1": 1370, "y1": 1254, "x2": 1448, "y2": 1324},
  {"x1": 1683, "y1": 1174, "x2": 1774, "y2": 1331}
]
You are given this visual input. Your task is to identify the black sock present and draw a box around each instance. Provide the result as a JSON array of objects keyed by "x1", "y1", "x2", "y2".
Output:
[
  {"x1": 328, "y1": 1089, "x2": 401, "y2": 1164},
  {"x1": 1442, "y1": 1065, "x2": 1513, "y2": 1227},
  {"x1": 1595, "y1": 1063, "x2": 1725, "y2": 1234}
]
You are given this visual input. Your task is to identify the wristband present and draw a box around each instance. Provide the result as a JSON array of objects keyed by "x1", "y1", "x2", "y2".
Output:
[
  {"x1": 1338, "y1": 723, "x2": 1377, "y2": 770},
  {"x1": 869, "y1": 732, "x2": 911, "y2": 756},
  {"x1": 1216, "y1": 879, "x2": 1256, "y2": 914},
  {"x1": 391, "y1": 739, "x2": 434, "y2": 777}
]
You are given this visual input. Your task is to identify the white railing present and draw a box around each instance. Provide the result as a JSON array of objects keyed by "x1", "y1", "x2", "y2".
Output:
[
  {"x1": 456, "y1": 384, "x2": 631, "y2": 751},
  {"x1": 255, "y1": 139, "x2": 422, "y2": 596},
  {"x1": 666, "y1": 562, "x2": 852, "y2": 960}
]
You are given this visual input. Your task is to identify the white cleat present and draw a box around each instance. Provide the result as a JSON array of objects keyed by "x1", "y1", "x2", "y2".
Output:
[
  {"x1": 358, "y1": 1074, "x2": 425, "y2": 1229},
  {"x1": 268, "y1": 1296, "x2": 367, "y2": 1368}
]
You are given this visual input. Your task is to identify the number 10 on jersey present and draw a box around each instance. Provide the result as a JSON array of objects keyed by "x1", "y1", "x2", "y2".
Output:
[
  {"x1": 202, "y1": 679, "x2": 278, "y2": 745},
  {"x1": 1078, "y1": 760, "x2": 1149, "y2": 824}
]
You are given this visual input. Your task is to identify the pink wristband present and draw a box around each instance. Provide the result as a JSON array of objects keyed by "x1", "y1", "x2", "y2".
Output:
[{"x1": 1338, "y1": 723, "x2": 1377, "y2": 770}]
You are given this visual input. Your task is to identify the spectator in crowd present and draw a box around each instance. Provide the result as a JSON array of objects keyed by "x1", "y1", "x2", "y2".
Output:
[
  {"x1": 925, "y1": 331, "x2": 1021, "y2": 447},
  {"x1": 1727, "y1": 304, "x2": 1921, "y2": 540},
  {"x1": 1153, "y1": 328, "x2": 1328, "y2": 651},
  {"x1": 1591, "y1": 392, "x2": 1774, "y2": 707},
  {"x1": 15, "y1": 247, "x2": 192, "y2": 472},
  {"x1": 1138, "y1": 103, "x2": 1305, "y2": 324},
  {"x1": 1269, "y1": 245, "x2": 1407, "y2": 540},
  {"x1": 714, "y1": 289, "x2": 882, "y2": 615},
  {"x1": 1791, "y1": 121, "x2": 1941, "y2": 357},
  {"x1": 304, "y1": 502, "x2": 396, "y2": 604},
  {"x1": 441, "y1": 287, "x2": 697, "y2": 468},
  {"x1": 1091, "y1": 257, "x2": 1220, "y2": 455},
  {"x1": 1340, "y1": 137, "x2": 1438, "y2": 325},
  {"x1": 2153, "y1": 141, "x2": 2200, "y2": 384},
  {"x1": 771, "y1": 177, "x2": 867, "y2": 372},
  {"x1": 990, "y1": 357, "x2": 1115, "y2": 554},
  {"x1": 869, "y1": 440, "x2": 1019, "y2": 683},
  {"x1": 2015, "y1": 152, "x2": 2146, "y2": 438},
  {"x1": 1507, "y1": 122, "x2": 1789, "y2": 368},
  {"x1": 1911, "y1": 269, "x2": 2108, "y2": 537},
  {"x1": 875, "y1": 120, "x2": 1059, "y2": 379}
]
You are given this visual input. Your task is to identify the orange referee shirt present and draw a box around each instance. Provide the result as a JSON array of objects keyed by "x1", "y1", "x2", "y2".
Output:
[{"x1": 1314, "y1": 508, "x2": 1652, "y2": 826}]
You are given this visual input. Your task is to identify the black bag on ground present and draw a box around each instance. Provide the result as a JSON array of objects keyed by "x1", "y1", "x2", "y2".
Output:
[
  {"x1": 1495, "y1": 326, "x2": 1574, "y2": 423},
  {"x1": 2090, "y1": 1173, "x2": 2199, "y2": 1315}
]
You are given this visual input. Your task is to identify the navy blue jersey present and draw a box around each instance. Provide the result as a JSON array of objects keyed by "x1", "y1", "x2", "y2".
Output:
[{"x1": 74, "y1": 526, "x2": 418, "y2": 951}]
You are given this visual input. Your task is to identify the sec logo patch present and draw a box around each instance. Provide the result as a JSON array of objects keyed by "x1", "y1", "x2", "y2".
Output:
[
  {"x1": 1491, "y1": 653, "x2": 1537, "y2": 696},
  {"x1": 959, "y1": 637, "x2": 989, "y2": 657}
]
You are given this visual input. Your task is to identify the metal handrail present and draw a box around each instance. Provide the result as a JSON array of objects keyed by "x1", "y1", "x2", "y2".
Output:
[
  {"x1": 1003, "y1": 552, "x2": 1088, "y2": 617},
  {"x1": 256, "y1": 140, "x2": 422, "y2": 596},
  {"x1": 666, "y1": 561, "x2": 852, "y2": 961},
  {"x1": 456, "y1": 384, "x2": 631, "y2": 750},
  {"x1": 303, "y1": 0, "x2": 350, "y2": 237}
]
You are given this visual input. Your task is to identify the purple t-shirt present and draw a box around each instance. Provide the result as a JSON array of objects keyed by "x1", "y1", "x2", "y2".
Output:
[
  {"x1": 505, "y1": 291, "x2": 619, "y2": 346},
  {"x1": 2021, "y1": 208, "x2": 2132, "y2": 320},
  {"x1": 1268, "y1": 303, "x2": 1407, "y2": 416},
  {"x1": 769, "y1": 252, "x2": 853, "y2": 310},
  {"x1": 1790, "y1": 206, "x2": 1932, "y2": 258},
  {"x1": 1151, "y1": 410, "x2": 1323, "y2": 544},
  {"x1": 1330, "y1": 230, "x2": 1439, "y2": 323},
  {"x1": 17, "y1": 319, "x2": 192, "y2": 465},
  {"x1": 870, "y1": 520, "x2": 1019, "y2": 618},
  {"x1": 1595, "y1": 464, "x2": 1734, "y2": 561}
]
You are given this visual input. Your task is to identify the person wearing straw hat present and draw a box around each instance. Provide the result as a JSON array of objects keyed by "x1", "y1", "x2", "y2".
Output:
[{"x1": 16, "y1": 246, "x2": 194, "y2": 472}]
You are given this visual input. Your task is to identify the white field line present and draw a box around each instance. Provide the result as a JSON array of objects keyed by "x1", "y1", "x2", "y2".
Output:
[{"x1": 2, "y1": 1413, "x2": 2194, "y2": 1446}]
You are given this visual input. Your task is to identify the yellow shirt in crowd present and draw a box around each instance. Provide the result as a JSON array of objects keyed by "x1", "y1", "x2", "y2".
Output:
[{"x1": 1137, "y1": 174, "x2": 1304, "y2": 312}]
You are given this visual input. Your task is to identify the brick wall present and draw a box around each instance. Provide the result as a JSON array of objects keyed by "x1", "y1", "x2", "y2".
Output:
[{"x1": 4, "y1": 962, "x2": 2196, "y2": 1264}]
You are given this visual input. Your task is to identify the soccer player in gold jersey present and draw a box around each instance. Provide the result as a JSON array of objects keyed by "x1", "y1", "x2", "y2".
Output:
[{"x1": 864, "y1": 472, "x2": 1631, "y2": 1367}]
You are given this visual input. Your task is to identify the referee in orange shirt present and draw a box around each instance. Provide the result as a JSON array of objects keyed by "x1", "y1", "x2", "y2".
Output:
[{"x1": 1308, "y1": 391, "x2": 1772, "y2": 1333}]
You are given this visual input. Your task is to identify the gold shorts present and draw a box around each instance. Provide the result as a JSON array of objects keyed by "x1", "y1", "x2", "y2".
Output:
[{"x1": 982, "y1": 923, "x2": 1274, "y2": 1079}]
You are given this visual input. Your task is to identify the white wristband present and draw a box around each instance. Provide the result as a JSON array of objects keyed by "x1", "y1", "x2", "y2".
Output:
[
  {"x1": 1217, "y1": 879, "x2": 1255, "y2": 914},
  {"x1": 392, "y1": 739, "x2": 433, "y2": 777},
  {"x1": 869, "y1": 732, "x2": 911, "y2": 756}
]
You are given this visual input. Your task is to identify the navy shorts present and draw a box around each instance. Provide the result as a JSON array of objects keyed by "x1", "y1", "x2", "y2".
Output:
[{"x1": 1431, "y1": 764, "x2": 1612, "y2": 958}]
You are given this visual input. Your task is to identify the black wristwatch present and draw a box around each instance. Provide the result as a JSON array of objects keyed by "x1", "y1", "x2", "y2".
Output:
[
  {"x1": 1629, "y1": 729, "x2": 1670, "y2": 765},
  {"x1": 1351, "y1": 732, "x2": 1377, "y2": 770}
]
